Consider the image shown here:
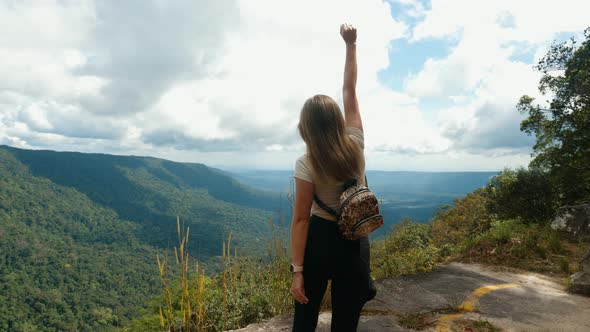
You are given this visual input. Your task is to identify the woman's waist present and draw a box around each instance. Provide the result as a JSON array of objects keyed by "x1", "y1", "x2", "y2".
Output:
[
  {"x1": 310, "y1": 214, "x2": 338, "y2": 226},
  {"x1": 310, "y1": 213, "x2": 338, "y2": 223}
]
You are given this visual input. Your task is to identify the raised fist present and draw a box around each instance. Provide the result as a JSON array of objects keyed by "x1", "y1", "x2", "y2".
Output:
[{"x1": 340, "y1": 23, "x2": 357, "y2": 45}]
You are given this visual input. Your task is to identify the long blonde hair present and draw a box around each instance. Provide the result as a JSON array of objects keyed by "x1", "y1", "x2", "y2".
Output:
[{"x1": 298, "y1": 94, "x2": 364, "y2": 181}]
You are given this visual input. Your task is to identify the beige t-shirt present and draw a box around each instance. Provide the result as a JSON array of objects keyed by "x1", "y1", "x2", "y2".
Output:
[{"x1": 293, "y1": 127, "x2": 366, "y2": 221}]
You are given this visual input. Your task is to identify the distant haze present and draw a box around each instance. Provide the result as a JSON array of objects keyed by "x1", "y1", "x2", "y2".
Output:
[{"x1": 231, "y1": 169, "x2": 497, "y2": 238}]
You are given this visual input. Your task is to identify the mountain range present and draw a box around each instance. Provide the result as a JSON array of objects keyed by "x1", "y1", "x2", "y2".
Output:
[
  {"x1": 0, "y1": 145, "x2": 283, "y2": 330},
  {"x1": 0, "y1": 145, "x2": 497, "y2": 330}
]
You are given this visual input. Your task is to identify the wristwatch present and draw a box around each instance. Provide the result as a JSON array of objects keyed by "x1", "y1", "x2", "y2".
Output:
[{"x1": 290, "y1": 264, "x2": 304, "y2": 273}]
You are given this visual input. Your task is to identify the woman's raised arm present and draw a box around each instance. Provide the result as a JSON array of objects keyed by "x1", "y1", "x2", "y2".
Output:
[{"x1": 340, "y1": 23, "x2": 363, "y2": 131}]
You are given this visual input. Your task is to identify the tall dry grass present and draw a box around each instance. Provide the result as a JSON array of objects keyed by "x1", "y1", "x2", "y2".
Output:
[
  {"x1": 152, "y1": 214, "x2": 292, "y2": 331},
  {"x1": 156, "y1": 216, "x2": 210, "y2": 331}
]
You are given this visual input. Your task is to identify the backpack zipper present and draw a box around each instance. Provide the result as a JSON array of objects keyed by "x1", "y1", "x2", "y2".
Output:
[
  {"x1": 340, "y1": 187, "x2": 370, "y2": 209},
  {"x1": 350, "y1": 214, "x2": 383, "y2": 232}
]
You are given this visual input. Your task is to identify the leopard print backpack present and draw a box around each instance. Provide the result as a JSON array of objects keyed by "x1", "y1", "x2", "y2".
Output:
[{"x1": 313, "y1": 177, "x2": 384, "y2": 240}]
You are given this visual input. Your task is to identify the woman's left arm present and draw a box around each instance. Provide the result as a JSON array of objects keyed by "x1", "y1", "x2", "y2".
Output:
[
  {"x1": 341, "y1": 23, "x2": 363, "y2": 132},
  {"x1": 290, "y1": 177, "x2": 314, "y2": 304}
]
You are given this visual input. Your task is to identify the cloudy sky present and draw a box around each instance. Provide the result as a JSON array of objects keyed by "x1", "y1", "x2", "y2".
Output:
[{"x1": 1, "y1": 0, "x2": 588, "y2": 171}]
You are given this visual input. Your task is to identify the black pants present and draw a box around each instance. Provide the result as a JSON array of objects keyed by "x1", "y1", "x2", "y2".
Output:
[{"x1": 292, "y1": 215, "x2": 376, "y2": 332}]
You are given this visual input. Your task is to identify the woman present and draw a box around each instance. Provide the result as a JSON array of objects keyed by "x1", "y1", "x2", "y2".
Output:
[{"x1": 290, "y1": 23, "x2": 375, "y2": 332}]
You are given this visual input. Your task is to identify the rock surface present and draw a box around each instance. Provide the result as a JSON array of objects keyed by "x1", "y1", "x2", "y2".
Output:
[
  {"x1": 551, "y1": 202, "x2": 590, "y2": 237},
  {"x1": 227, "y1": 262, "x2": 590, "y2": 332},
  {"x1": 571, "y1": 249, "x2": 590, "y2": 295},
  {"x1": 581, "y1": 248, "x2": 590, "y2": 273}
]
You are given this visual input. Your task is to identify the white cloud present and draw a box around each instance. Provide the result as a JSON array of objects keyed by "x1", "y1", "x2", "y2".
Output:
[
  {"x1": 3, "y1": 0, "x2": 437, "y2": 166},
  {"x1": 412, "y1": 0, "x2": 588, "y2": 43},
  {"x1": 361, "y1": 88, "x2": 450, "y2": 154},
  {"x1": 404, "y1": 0, "x2": 588, "y2": 159},
  {"x1": 140, "y1": 0, "x2": 455, "y2": 159},
  {"x1": 366, "y1": 148, "x2": 533, "y2": 172},
  {"x1": 1, "y1": 0, "x2": 587, "y2": 171}
]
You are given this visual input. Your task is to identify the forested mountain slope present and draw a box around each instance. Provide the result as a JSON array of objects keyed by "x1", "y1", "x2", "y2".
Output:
[
  {"x1": 0, "y1": 146, "x2": 285, "y2": 330},
  {"x1": 2, "y1": 145, "x2": 283, "y2": 259},
  {"x1": 0, "y1": 149, "x2": 161, "y2": 330}
]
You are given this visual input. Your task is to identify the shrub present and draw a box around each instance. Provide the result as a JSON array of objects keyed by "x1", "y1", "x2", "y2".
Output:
[
  {"x1": 371, "y1": 220, "x2": 440, "y2": 279},
  {"x1": 485, "y1": 166, "x2": 557, "y2": 224},
  {"x1": 461, "y1": 218, "x2": 566, "y2": 273},
  {"x1": 430, "y1": 188, "x2": 493, "y2": 247}
]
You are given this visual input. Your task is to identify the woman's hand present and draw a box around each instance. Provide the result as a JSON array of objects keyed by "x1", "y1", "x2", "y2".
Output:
[
  {"x1": 291, "y1": 272, "x2": 309, "y2": 304},
  {"x1": 340, "y1": 23, "x2": 357, "y2": 45}
]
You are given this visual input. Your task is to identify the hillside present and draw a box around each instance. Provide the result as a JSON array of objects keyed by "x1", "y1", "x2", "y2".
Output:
[
  {"x1": 0, "y1": 145, "x2": 502, "y2": 331},
  {"x1": 2, "y1": 145, "x2": 285, "y2": 259},
  {"x1": 0, "y1": 149, "x2": 161, "y2": 330},
  {"x1": 0, "y1": 146, "x2": 287, "y2": 331}
]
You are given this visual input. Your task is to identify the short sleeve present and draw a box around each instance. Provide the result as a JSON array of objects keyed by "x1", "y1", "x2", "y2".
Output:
[
  {"x1": 346, "y1": 127, "x2": 364, "y2": 149},
  {"x1": 293, "y1": 155, "x2": 313, "y2": 183}
]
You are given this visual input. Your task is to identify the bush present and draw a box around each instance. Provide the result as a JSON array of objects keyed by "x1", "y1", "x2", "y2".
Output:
[
  {"x1": 485, "y1": 167, "x2": 557, "y2": 224},
  {"x1": 461, "y1": 218, "x2": 566, "y2": 273},
  {"x1": 371, "y1": 221, "x2": 440, "y2": 279},
  {"x1": 430, "y1": 188, "x2": 493, "y2": 247}
]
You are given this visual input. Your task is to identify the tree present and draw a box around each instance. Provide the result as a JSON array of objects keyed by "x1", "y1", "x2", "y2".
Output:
[
  {"x1": 485, "y1": 167, "x2": 557, "y2": 224},
  {"x1": 517, "y1": 27, "x2": 590, "y2": 205}
]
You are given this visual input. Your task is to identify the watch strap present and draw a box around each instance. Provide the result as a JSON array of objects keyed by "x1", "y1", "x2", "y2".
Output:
[{"x1": 291, "y1": 264, "x2": 304, "y2": 273}]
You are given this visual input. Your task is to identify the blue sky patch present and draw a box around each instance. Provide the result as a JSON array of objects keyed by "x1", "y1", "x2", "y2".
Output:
[
  {"x1": 505, "y1": 41, "x2": 537, "y2": 64},
  {"x1": 378, "y1": 37, "x2": 454, "y2": 90},
  {"x1": 386, "y1": 0, "x2": 431, "y2": 23}
]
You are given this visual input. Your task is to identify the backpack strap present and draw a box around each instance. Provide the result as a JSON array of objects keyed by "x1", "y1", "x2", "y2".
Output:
[
  {"x1": 313, "y1": 194, "x2": 339, "y2": 217},
  {"x1": 313, "y1": 174, "x2": 369, "y2": 217}
]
